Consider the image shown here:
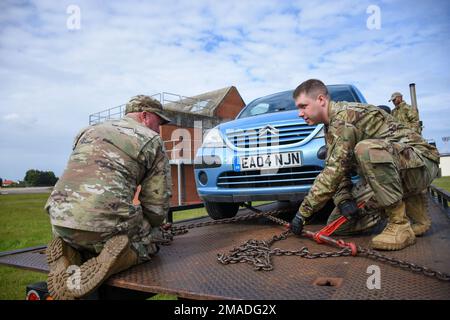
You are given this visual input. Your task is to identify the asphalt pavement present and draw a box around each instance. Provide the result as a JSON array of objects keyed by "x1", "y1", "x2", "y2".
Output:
[{"x1": 0, "y1": 187, "x2": 53, "y2": 195}]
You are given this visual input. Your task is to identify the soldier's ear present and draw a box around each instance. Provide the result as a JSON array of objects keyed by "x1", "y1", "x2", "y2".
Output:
[{"x1": 317, "y1": 94, "x2": 327, "y2": 106}]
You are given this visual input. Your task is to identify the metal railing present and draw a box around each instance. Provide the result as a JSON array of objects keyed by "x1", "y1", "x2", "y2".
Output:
[
  {"x1": 429, "y1": 185, "x2": 450, "y2": 216},
  {"x1": 88, "y1": 93, "x2": 161, "y2": 125},
  {"x1": 88, "y1": 92, "x2": 206, "y2": 125},
  {"x1": 162, "y1": 92, "x2": 202, "y2": 111}
]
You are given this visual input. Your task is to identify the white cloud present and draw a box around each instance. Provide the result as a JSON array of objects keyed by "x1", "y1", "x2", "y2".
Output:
[
  {"x1": 3, "y1": 113, "x2": 19, "y2": 120},
  {"x1": 0, "y1": 0, "x2": 449, "y2": 180},
  {"x1": 1, "y1": 112, "x2": 37, "y2": 126},
  {"x1": 297, "y1": 0, "x2": 366, "y2": 31}
]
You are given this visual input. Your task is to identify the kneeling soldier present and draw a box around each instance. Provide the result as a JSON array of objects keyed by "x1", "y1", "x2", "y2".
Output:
[
  {"x1": 45, "y1": 95, "x2": 172, "y2": 299},
  {"x1": 290, "y1": 79, "x2": 439, "y2": 251}
]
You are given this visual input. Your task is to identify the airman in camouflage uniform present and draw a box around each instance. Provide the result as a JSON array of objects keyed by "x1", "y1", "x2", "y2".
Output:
[
  {"x1": 389, "y1": 92, "x2": 421, "y2": 134},
  {"x1": 290, "y1": 80, "x2": 439, "y2": 251},
  {"x1": 45, "y1": 95, "x2": 172, "y2": 299}
]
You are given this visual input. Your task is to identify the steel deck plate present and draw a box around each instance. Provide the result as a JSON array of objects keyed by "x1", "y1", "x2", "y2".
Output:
[{"x1": 1, "y1": 198, "x2": 449, "y2": 299}]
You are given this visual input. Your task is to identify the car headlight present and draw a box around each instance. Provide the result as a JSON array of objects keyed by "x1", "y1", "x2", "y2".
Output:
[{"x1": 202, "y1": 128, "x2": 225, "y2": 148}]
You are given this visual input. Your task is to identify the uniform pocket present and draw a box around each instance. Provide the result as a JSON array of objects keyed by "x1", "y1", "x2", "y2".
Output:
[
  {"x1": 393, "y1": 143, "x2": 425, "y2": 170},
  {"x1": 367, "y1": 146, "x2": 398, "y2": 185},
  {"x1": 368, "y1": 147, "x2": 394, "y2": 164}
]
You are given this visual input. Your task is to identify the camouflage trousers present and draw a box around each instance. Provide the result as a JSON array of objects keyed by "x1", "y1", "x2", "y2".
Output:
[
  {"x1": 52, "y1": 205, "x2": 161, "y2": 263},
  {"x1": 328, "y1": 139, "x2": 439, "y2": 235}
]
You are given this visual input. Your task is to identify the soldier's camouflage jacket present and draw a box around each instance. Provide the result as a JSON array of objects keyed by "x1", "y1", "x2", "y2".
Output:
[
  {"x1": 299, "y1": 101, "x2": 439, "y2": 218},
  {"x1": 392, "y1": 101, "x2": 421, "y2": 134},
  {"x1": 45, "y1": 116, "x2": 172, "y2": 233}
]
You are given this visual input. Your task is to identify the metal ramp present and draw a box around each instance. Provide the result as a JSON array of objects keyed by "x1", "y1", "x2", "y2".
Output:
[{"x1": 1, "y1": 192, "x2": 449, "y2": 300}]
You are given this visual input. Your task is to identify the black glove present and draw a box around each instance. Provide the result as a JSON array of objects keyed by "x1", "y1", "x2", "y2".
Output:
[
  {"x1": 338, "y1": 200, "x2": 359, "y2": 220},
  {"x1": 290, "y1": 214, "x2": 305, "y2": 235}
]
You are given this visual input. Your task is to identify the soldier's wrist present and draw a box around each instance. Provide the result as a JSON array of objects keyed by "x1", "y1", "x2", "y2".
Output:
[
  {"x1": 298, "y1": 204, "x2": 313, "y2": 219},
  {"x1": 295, "y1": 213, "x2": 306, "y2": 222}
]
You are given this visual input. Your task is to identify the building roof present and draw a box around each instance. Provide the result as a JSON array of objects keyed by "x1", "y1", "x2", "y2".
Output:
[
  {"x1": 163, "y1": 86, "x2": 244, "y2": 117},
  {"x1": 88, "y1": 86, "x2": 245, "y2": 125}
]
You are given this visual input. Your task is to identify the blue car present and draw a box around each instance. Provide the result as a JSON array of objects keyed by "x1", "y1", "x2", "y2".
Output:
[{"x1": 194, "y1": 85, "x2": 367, "y2": 219}]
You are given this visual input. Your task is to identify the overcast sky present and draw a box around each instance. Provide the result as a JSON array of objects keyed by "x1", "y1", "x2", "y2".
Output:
[{"x1": 1, "y1": 0, "x2": 449, "y2": 181}]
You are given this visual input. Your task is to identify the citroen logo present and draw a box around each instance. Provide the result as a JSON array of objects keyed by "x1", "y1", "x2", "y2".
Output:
[{"x1": 259, "y1": 125, "x2": 278, "y2": 136}]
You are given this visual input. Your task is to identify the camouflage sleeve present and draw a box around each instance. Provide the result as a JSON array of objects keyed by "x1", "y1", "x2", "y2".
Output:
[
  {"x1": 299, "y1": 121, "x2": 357, "y2": 218},
  {"x1": 408, "y1": 107, "x2": 421, "y2": 134},
  {"x1": 139, "y1": 136, "x2": 172, "y2": 227},
  {"x1": 72, "y1": 127, "x2": 89, "y2": 150},
  {"x1": 332, "y1": 176, "x2": 353, "y2": 206}
]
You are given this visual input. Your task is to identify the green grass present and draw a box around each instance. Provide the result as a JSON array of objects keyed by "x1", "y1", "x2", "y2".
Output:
[
  {"x1": 432, "y1": 176, "x2": 450, "y2": 192},
  {"x1": 0, "y1": 193, "x2": 209, "y2": 300},
  {"x1": 172, "y1": 201, "x2": 273, "y2": 221},
  {"x1": 0, "y1": 194, "x2": 52, "y2": 251},
  {"x1": 432, "y1": 176, "x2": 450, "y2": 206},
  {"x1": 0, "y1": 267, "x2": 48, "y2": 300},
  {"x1": 172, "y1": 206, "x2": 208, "y2": 221},
  {"x1": 0, "y1": 193, "x2": 52, "y2": 300}
]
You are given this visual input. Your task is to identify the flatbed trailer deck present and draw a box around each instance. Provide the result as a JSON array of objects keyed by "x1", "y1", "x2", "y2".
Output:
[{"x1": 1, "y1": 188, "x2": 449, "y2": 300}]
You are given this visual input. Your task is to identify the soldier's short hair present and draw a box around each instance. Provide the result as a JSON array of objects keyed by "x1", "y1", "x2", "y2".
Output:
[{"x1": 293, "y1": 79, "x2": 329, "y2": 100}]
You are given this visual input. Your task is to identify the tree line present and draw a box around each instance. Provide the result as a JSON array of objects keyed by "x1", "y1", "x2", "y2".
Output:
[{"x1": 1, "y1": 169, "x2": 58, "y2": 187}]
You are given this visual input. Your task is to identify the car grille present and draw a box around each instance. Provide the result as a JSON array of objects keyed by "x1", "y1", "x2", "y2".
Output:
[
  {"x1": 217, "y1": 166, "x2": 323, "y2": 189},
  {"x1": 225, "y1": 123, "x2": 317, "y2": 148}
]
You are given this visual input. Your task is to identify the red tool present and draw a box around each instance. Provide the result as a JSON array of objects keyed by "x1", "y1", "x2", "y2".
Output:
[
  {"x1": 308, "y1": 201, "x2": 368, "y2": 255},
  {"x1": 313, "y1": 215, "x2": 348, "y2": 243},
  {"x1": 303, "y1": 228, "x2": 357, "y2": 256},
  {"x1": 285, "y1": 215, "x2": 357, "y2": 256},
  {"x1": 312, "y1": 215, "x2": 357, "y2": 255},
  {"x1": 287, "y1": 211, "x2": 361, "y2": 255}
]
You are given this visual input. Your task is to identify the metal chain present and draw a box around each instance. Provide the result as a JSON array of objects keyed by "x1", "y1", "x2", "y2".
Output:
[
  {"x1": 219, "y1": 211, "x2": 450, "y2": 282},
  {"x1": 357, "y1": 246, "x2": 450, "y2": 281},
  {"x1": 160, "y1": 208, "x2": 292, "y2": 239},
  {"x1": 217, "y1": 229, "x2": 353, "y2": 271},
  {"x1": 161, "y1": 207, "x2": 450, "y2": 282}
]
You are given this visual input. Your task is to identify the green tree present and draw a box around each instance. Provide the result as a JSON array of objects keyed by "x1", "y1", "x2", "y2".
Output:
[
  {"x1": 38, "y1": 171, "x2": 58, "y2": 186},
  {"x1": 24, "y1": 170, "x2": 40, "y2": 186},
  {"x1": 24, "y1": 170, "x2": 58, "y2": 186},
  {"x1": 0, "y1": 177, "x2": 3, "y2": 187}
]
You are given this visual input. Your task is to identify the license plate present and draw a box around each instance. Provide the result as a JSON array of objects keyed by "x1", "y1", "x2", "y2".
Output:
[{"x1": 236, "y1": 152, "x2": 301, "y2": 171}]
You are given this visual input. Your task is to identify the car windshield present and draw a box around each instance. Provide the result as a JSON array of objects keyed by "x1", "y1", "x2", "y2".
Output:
[{"x1": 237, "y1": 86, "x2": 359, "y2": 119}]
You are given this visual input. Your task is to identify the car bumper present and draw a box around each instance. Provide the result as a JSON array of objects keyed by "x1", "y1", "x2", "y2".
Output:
[{"x1": 198, "y1": 189, "x2": 310, "y2": 203}]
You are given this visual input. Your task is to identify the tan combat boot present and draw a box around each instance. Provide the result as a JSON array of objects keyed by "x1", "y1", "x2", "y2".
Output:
[
  {"x1": 70, "y1": 234, "x2": 139, "y2": 298},
  {"x1": 405, "y1": 193, "x2": 431, "y2": 236},
  {"x1": 371, "y1": 201, "x2": 416, "y2": 251},
  {"x1": 46, "y1": 237, "x2": 82, "y2": 300}
]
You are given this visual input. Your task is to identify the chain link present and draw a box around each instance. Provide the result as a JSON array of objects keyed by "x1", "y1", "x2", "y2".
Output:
[
  {"x1": 162, "y1": 206, "x2": 450, "y2": 282},
  {"x1": 357, "y1": 246, "x2": 450, "y2": 281},
  {"x1": 161, "y1": 208, "x2": 292, "y2": 239},
  {"x1": 217, "y1": 229, "x2": 353, "y2": 271}
]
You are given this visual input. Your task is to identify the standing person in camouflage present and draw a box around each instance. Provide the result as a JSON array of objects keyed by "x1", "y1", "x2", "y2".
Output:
[
  {"x1": 389, "y1": 92, "x2": 421, "y2": 134},
  {"x1": 45, "y1": 95, "x2": 172, "y2": 299},
  {"x1": 289, "y1": 79, "x2": 439, "y2": 251}
]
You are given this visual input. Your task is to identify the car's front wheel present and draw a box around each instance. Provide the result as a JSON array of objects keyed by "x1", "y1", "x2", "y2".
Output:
[{"x1": 205, "y1": 201, "x2": 240, "y2": 220}]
